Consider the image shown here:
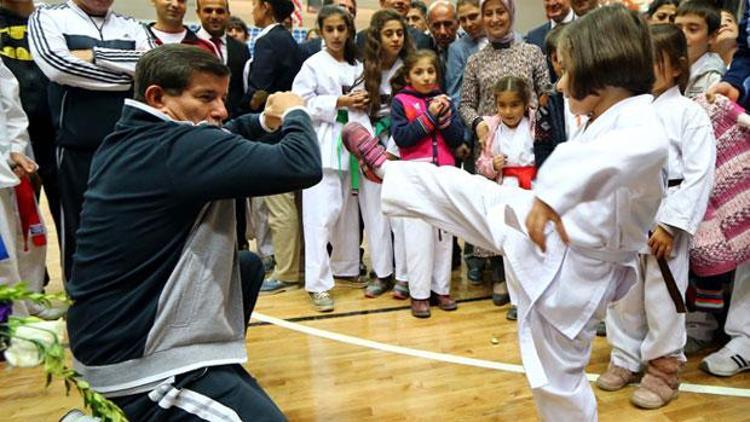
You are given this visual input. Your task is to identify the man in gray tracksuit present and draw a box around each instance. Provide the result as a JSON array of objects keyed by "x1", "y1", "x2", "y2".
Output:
[{"x1": 66, "y1": 44, "x2": 322, "y2": 421}]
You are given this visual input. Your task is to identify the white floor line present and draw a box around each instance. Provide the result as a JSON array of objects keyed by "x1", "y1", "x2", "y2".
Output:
[{"x1": 252, "y1": 312, "x2": 750, "y2": 399}]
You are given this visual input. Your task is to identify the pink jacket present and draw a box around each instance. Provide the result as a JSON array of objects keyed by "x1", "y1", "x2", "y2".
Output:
[{"x1": 391, "y1": 87, "x2": 464, "y2": 166}]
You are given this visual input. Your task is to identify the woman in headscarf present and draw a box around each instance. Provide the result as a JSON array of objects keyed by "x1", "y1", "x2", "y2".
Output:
[{"x1": 458, "y1": 0, "x2": 552, "y2": 318}]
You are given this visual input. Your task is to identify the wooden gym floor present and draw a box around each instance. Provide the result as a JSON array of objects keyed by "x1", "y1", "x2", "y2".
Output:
[{"x1": 1, "y1": 198, "x2": 749, "y2": 421}]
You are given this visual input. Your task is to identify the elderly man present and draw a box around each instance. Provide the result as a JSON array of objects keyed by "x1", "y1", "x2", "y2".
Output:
[
  {"x1": 427, "y1": 0, "x2": 458, "y2": 86},
  {"x1": 66, "y1": 44, "x2": 321, "y2": 421}
]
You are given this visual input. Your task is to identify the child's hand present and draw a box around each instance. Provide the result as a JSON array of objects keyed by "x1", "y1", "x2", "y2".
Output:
[
  {"x1": 648, "y1": 225, "x2": 674, "y2": 260},
  {"x1": 9, "y1": 152, "x2": 38, "y2": 179},
  {"x1": 428, "y1": 99, "x2": 445, "y2": 116},
  {"x1": 454, "y1": 143, "x2": 470, "y2": 160},
  {"x1": 492, "y1": 154, "x2": 506, "y2": 172},
  {"x1": 337, "y1": 91, "x2": 370, "y2": 111},
  {"x1": 526, "y1": 197, "x2": 569, "y2": 253},
  {"x1": 476, "y1": 121, "x2": 489, "y2": 147}
]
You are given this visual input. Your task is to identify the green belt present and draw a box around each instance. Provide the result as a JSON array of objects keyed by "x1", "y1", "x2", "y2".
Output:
[{"x1": 336, "y1": 110, "x2": 361, "y2": 194}]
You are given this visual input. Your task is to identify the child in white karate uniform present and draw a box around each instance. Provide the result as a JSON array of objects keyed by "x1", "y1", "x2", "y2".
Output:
[
  {"x1": 476, "y1": 76, "x2": 537, "y2": 318},
  {"x1": 292, "y1": 5, "x2": 368, "y2": 312},
  {"x1": 342, "y1": 6, "x2": 668, "y2": 420},
  {"x1": 598, "y1": 23, "x2": 716, "y2": 409},
  {"x1": 0, "y1": 61, "x2": 47, "y2": 317}
]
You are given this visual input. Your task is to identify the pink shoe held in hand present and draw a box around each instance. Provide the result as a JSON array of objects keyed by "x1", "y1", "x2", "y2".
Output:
[{"x1": 341, "y1": 122, "x2": 387, "y2": 183}]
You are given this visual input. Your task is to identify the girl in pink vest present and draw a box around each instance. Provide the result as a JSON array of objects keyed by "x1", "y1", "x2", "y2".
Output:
[
  {"x1": 476, "y1": 75, "x2": 536, "y2": 319},
  {"x1": 390, "y1": 50, "x2": 465, "y2": 318}
]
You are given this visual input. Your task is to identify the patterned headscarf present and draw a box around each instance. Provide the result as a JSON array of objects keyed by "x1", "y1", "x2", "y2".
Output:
[{"x1": 480, "y1": 0, "x2": 516, "y2": 44}]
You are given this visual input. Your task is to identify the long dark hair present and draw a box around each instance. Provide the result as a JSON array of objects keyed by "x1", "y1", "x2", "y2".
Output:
[
  {"x1": 363, "y1": 9, "x2": 415, "y2": 118},
  {"x1": 651, "y1": 24, "x2": 690, "y2": 93},
  {"x1": 317, "y1": 5, "x2": 358, "y2": 65},
  {"x1": 390, "y1": 49, "x2": 441, "y2": 94}
]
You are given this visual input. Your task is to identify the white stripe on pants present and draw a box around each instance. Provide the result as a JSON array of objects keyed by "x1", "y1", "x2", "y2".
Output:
[
  {"x1": 358, "y1": 176, "x2": 393, "y2": 278},
  {"x1": 379, "y1": 161, "x2": 603, "y2": 421},
  {"x1": 303, "y1": 169, "x2": 360, "y2": 292},
  {"x1": 606, "y1": 232, "x2": 689, "y2": 371},
  {"x1": 725, "y1": 263, "x2": 750, "y2": 355},
  {"x1": 404, "y1": 217, "x2": 452, "y2": 299}
]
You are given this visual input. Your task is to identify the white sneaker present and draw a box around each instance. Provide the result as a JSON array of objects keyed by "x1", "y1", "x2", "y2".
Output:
[
  {"x1": 309, "y1": 291, "x2": 334, "y2": 313},
  {"x1": 700, "y1": 346, "x2": 750, "y2": 377}
]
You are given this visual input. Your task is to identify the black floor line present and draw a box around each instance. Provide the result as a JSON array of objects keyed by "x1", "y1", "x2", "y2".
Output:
[{"x1": 248, "y1": 295, "x2": 493, "y2": 327}]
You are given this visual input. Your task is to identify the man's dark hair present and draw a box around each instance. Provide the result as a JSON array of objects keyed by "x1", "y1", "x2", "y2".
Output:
[
  {"x1": 410, "y1": 0, "x2": 428, "y2": 16},
  {"x1": 261, "y1": 0, "x2": 296, "y2": 22},
  {"x1": 676, "y1": 0, "x2": 722, "y2": 34},
  {"x1": 559, "y1": 4, "x2": 654, "y2": 101},
  {"x1": 134, "y1": 44, "x2": 230, "y2": 101}
]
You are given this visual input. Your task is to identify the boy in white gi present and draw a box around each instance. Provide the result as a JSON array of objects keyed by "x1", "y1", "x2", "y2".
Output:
[
  {"x1": 341, "y1": 5, "x2": 668, "y2": 420},
  {"x1": 598, "y1": 23, "x2": 716, "y2": 410}
]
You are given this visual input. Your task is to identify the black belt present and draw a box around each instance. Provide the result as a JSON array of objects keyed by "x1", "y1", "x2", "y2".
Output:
[
  {"x1": 668, "y1": 179, "x2": 683, "y2": 187},
  {"x1": 656, "y1": 256, "x2": 687, "y2": 313}
]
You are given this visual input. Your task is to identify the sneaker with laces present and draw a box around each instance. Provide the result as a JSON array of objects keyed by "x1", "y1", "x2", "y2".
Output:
[
  {"x1": 596, "y1": 363, "x2": 640, "y2": 391},
  {"x1": 309, "y1": 291, "x2": 334, "y2": 313},
  {"x1": 700, "y1": 346, "x2": 750, "y2": 377}
]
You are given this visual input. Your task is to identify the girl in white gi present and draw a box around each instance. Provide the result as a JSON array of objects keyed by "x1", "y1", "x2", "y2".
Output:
[
  {"x1": 476, "y1": 76, "x2": 536, "y2": 318},
  {"x1": 0, "y1": 61, "x2": 48, "y2": 318},
  {"x1": 597, "y1": 23, "x2": 716, "y2": 409},
  {"x1": 389, "y1": 50, "x2": 465, "y2": 317},
  {"x1": 292, "y1": 5, "x2": 367, "y2": 312},
  {"x1": 341, "y1": 5, "x2": 667, "y2": 420},
  {"x1": 358, "y1": 9, "x2": 416, "y2": 298}
]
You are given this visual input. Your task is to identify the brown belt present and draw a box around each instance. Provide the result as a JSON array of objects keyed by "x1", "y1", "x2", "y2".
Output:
[{"x1": 656, "y1": 256, "x2": 687, "y2": 313}]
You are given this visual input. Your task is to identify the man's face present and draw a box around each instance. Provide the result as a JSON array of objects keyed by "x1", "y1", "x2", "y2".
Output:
[
  {"x1": 380, "y1": 0, "x2": 409, "y2": 17},
  {"x1": 73, "y1": 0, "x2": 113, "y2": 16},
  {"x1": 544, "y1": 0, "x2": 571, "y2": 23},
  {"x1": 152, "y1": 0, "x2": 187, "y2": 27},
  {"x1": 571, "y1": 0, "x2": 597, "y2": 16},
  {"x1": 406, "y1": 8, "x2": 428, "y2": 32},
  {"x1": 428, "y1": 4, "x2": 457, "y2": 49},
  {"x1": 197, "y1": 0, "x2": 229, "y2": 37},
  {"x1": 336, "y1": 0, "x2": 356, "y2": 17},
  {"x1": 457, "y1": 3, "x2": 482, "y2": 40},
  {"x1": 154, "y1": 72, "x2": 229, "y2": 125}
]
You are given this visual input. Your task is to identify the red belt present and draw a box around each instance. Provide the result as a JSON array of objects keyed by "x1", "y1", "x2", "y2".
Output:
[{"x1": 502, "y1": 166, "x2": 537, "y2": 190}]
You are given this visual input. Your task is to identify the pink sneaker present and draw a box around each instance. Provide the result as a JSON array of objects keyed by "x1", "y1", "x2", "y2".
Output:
[{"x1": 341, "y1": 122, "x2": 387, "y2": 182}]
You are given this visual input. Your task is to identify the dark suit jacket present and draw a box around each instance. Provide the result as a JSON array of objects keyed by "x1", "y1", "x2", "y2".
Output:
[
  {"x1": 244, "y1": 25, "x2": 302, "y2": 113},
  {"x1": 299, "y1": 38, "x2": 322, "y2": 63},
  {"x1": 226, "y1": 36, "x2": 251, "y2": 118},
  {"x1": 525, "y1": 22, "x2": 557, "y2": 83}
]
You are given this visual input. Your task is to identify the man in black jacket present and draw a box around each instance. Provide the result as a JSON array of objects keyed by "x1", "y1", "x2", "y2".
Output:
[{"x1": 68, "y1": 44, "x2": 321, "y2": 421}]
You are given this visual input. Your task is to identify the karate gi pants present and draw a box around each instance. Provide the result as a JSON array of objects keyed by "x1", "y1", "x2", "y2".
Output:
[
  {"x1": 725, "y1": 263, "x2": 750, "y2": 356},
  {"x1": 379, "y1": 161, "x2": 615, "y2": 422},
  {"x1": 606, "y1": 233, "x2": 689, "y2": 371},
  {"x1": 302, "y1": 170, "x2": 360, "y2": 293},
  {"x1": 403, "y1": 217, "x2": 452, "y2": 300},
  {"x1": 358, "y1": 176, "x2": 393, "y2": 279}
]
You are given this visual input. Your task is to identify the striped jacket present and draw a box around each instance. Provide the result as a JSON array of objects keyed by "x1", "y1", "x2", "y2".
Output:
[{"x1": 28, "y1": 1, "x2": 153, "y2": 149}]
